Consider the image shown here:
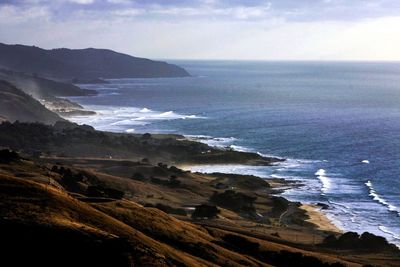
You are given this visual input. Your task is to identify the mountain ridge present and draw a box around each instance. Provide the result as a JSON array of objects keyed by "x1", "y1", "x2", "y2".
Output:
[{"x1": 0, "y1": 43, "x2": 190, "y2": 80}]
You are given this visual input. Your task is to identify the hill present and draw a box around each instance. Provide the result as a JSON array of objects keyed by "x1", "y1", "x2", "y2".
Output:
[
  {"x1": 0, "y1": 152, "x2": 379, "y2": 267},
  {"x1": 0, "y1": 43, "x2": 190, "y2": 80},
  {"x1": 0, "y1": 80, "x2": 63, "y2": 124},
  {"x1": 0, "y1": 69, "x2": 96, "y2": 99}
]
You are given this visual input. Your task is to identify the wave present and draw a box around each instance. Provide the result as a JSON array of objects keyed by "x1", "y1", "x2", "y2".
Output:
[
  {"x1": 379, "y1": 226, "x2": 400, "y2": 241},
  {"x1": 186, "y1": 135, "x2": 238, "y2": 148},
  {"x1": 365, "y1": 180, "x2": 399, "y2": 216},
  {"x1": 139, "y1": 108, "x2": 152, "y2": 113},
  {"x1": 361, "y1": 160, "x2": 370, "y2": 164},
  {"x1": 315, "y1": 169, "x2": 331, "y2": 194},
  {"x1": 67, "y1": 105, "x2": 202, "y2": 132}
]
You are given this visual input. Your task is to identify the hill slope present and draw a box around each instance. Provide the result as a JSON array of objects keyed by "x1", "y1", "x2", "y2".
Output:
[
  {"x1": 0, "y1": 69, "x2": 96, "y2": 99},
  {"x1": 0, "y1": 80, "x2": 62, "y2": 124},
  {"x1": 0, "y1": 156, "x2": 362, "y2": 267},
  {"x1": 0, "y1": 43, "x2": 190, "y2": 79}
]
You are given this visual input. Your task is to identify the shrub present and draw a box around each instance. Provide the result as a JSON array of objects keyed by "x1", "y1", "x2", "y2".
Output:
[
  {"x1": 210, "y1": 190, "x2": 256, "y2": 214},
  {"x1": 192, "y1": 204, "x2": 219, "y2": 219},
  {"x1": 131, "y1": 172, "x2": 146, "y2": 181},
  {"x1": 142, "y1": 133, "x2": 152, "y2": 139},
  {"x1": 0, "y1": 149, "x2": 21, "y2": 163}
]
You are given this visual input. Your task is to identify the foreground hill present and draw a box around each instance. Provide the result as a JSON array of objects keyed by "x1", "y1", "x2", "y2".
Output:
[
  {"x1": 0, "y1": 43, "x2": 190, "y2": 80},
  {"x1": 3, "y1": 151, "x2": 395, "y2": 267},
  {"x1": 0, "y1": 80, "x2": 62, "y2": 124}
]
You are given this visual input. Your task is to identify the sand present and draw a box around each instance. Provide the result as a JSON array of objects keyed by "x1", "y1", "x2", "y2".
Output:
[{"x1": 300, "y1": 204, "x2": 342, "y2": 233}]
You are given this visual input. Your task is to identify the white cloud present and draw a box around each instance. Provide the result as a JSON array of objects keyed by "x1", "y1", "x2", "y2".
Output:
[
  {"x1": 1, "y1": 0, "x2": 400, "y2": 60},
  {"x1": 68, "y1": 0, "x2": 95, "y2": 4}
]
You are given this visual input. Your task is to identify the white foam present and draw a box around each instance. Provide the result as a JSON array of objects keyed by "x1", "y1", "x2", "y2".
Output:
[
  {"x1": 139, "y1": 108, "x2": 152, "y2": 113},
  {"x1": 361, "y1": 160, "x2": 370, "y2": 164},
  {"x1": 315, "y1": 169, "x2": 331, "y2": 194},
  {"x1": 379, "y1": 226, "x2": 400, "y2": 241},
  {"x1": 229, "y1": 145, "x2": 252, "y2": 152},
  {"x1": 67, "y1": 105, "x2": 203, "y2": 132},
  {"x1": 186, "y1": 135, "x2": 238, "y2": 148},
  {"x1": 365, "y1": 180, "x2": 399, "y2": 216}
]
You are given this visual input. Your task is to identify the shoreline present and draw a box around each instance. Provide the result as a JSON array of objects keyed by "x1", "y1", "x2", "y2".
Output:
[
  {"x1": 300, "y1": 204, "x2": 342, "y2": 233},
  {"x1": 63, "y1": 84, "x2": 398, "y2": 247},
  {"x1": 63, "y1": 100, "x2": 344, "y2": 236},
  {"x1": 180, "y1": 163, "x2": 343, "y2": 234}
]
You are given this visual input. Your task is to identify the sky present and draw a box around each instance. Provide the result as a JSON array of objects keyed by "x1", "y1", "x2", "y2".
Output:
[{"x1": 1, "y1": 0, "x2": 400, "y2": 60}]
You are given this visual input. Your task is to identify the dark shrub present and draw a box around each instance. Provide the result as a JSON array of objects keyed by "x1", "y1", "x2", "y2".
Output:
[
  {"x1": 210, "y1": 190, "x2": 256, "y2": 214},
  {"x1": 131, "y1": 172, "x2": 146, "y2": 181},
  {"x1": 321, "y1": 231, "x2": 397, "y2": 252},
  {"x1": 0, "y1": 149, "x2": 21, "y2": 163},
  {"x1": 86, "y1": 186, "x2": 105, "y2": 197},
  {"x1": 142, "y1": 133, "x2": 152, "y2": 139},
  {"x1": 269, "y1": 196, "x2": 290, "y2": 216},
  {"x1": 192, "y1": 204, "x2": 220, "y2": 219},
  {"x1": 86, "y1": 186, "x2": 124, "y2": 199},
  {"x1": 103, "y1": 188, "x2": 125, "y2": 199}
]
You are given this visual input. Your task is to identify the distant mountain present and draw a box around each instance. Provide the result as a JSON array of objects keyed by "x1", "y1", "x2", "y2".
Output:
[
  {"x1": 0, "y1": 43, "x2": 190, "y2": 80},
  {"x1": 0, "y1": 69, "x2": 96, "y2": 100},
  {"x1": 0, "y1": 80, "x2": 62, "y2": 124}
]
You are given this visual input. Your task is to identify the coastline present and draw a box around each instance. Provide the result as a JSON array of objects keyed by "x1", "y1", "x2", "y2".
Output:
[
  {"x1": 62, "y1": 83, "x2": 399, "y2": 248},
  {"x1": 64, "y1": 100, "x2": 344, "y2": 235},
  {"x1": 180, "y1": 162, "x2": 343, "y2": 234},
  {"x1": 300, "y1": 204, "x2": 342, "y2": 233}
]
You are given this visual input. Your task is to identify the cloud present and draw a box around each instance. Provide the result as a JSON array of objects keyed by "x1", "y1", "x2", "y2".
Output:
[
  {"x1": 1, "y1": 0, "x2": 400, "y2": 60},
  {"x1": 3, "y1": 0, "x2": 400, "y2": 22},
  {"x1": 69, "y1": 0, "x2": 95, "y2": 4}
]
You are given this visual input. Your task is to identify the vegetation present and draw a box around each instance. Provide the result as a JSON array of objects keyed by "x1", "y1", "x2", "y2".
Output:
[
  {"x1": 0, "y1": 149, "x2": 21, "y2": 163},
  {"x1": 210, "y1": 190, "x2": 257, "y2": 215},
  {"x1": 321, "y1": 231, "x2": 399, "y2": 251},
  {"x1": 191, "y1": 204, "x2": 220, "y2": 219}
]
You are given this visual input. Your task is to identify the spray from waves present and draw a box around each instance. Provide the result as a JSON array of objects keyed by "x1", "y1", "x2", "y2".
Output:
[
  {"x1": 315, "y1": 169, "x2": 331, "y2": 194},
  {"x1": 185, "y1": 135, "x2": 238, "y2": 148},
  {"x1": 67, "y1": 105, "x2": 204, "y2": 132},
  {"x1": 365, "y1": 181, "x2": 399, "y2": 216},
  {"x1": 139, "y1": 108, "x2": 151, "y2": 113}
]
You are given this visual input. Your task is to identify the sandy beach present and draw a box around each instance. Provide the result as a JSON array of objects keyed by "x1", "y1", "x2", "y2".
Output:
[{"x1": 300, "y1": 204, "x2": 342, "y2": 233}]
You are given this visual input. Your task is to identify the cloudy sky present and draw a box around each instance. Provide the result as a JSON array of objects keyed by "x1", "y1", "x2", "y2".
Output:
[{"x1": 1, "y1": 0, "x2": 400, "y2": 60}]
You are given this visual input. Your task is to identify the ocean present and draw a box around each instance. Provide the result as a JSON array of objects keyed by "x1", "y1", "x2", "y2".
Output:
[{"x1": 68, "y1": 61, "x2": 400, "y2": 245}]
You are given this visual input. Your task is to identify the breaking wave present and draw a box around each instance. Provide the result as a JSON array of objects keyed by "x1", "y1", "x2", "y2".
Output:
[{"x1": 365, "y1": 180, "x2": 399, "y2": 216}]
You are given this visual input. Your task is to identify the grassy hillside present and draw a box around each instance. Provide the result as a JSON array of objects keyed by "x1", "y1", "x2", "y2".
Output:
[
  {"x1": 0, "y1": 80, "x2": 63, "y2": 124},
  {"x1": 0, "y1": 69, "x2": 96, "y2": 99},
  {"x1": 1, "y1": 154, "x2": 380, "y2": 267}
]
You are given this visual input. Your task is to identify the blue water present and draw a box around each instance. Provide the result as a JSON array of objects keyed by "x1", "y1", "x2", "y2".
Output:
[{"x1": 69, "y1": 61, "x2": 400, "y2": 245}]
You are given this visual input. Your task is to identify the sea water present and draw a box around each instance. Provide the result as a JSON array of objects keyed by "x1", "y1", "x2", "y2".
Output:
[{"x1": 68, "y1": 61, "x2": 400, "y2": 245}]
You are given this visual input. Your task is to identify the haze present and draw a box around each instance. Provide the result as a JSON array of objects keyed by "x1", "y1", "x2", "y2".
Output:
[{"x1": 1, "y1": 0, "x2": 400, "y2": 60}]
